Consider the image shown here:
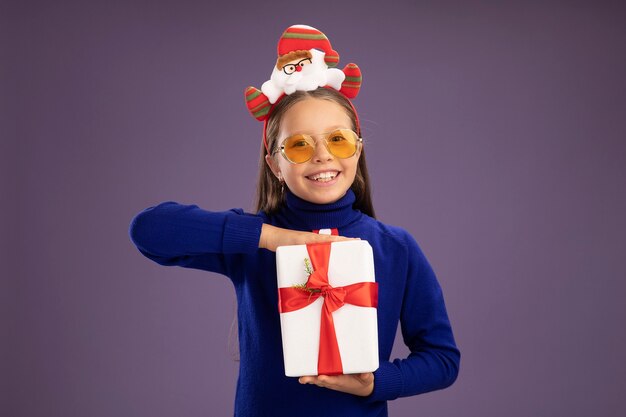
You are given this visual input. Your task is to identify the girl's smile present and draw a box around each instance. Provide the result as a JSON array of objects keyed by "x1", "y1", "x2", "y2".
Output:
[{"x1": 305, "y1": 170, "x2": 340, "y2": 184}]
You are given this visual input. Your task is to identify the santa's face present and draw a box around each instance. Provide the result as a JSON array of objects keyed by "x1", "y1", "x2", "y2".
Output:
[
  {"x1": 265, "y1": 97, "x2": 361, "y2": 205},
  {"x1": 281, "y1": 57, "x2": 313, "y2": 76},
  {"x1": 270, "y1": 49, "x2": 328, "y2": 91}
]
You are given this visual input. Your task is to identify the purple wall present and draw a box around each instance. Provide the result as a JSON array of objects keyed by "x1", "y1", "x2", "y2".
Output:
[{"x1": 4, "y1": 1, "x2": 626, "y2": 416}]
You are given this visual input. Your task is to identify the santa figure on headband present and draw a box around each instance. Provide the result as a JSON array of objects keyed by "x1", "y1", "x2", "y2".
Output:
[
  {"x1": 262, "y1": 47, "x2": 344, "y2": 103},
  {"x1": 245, "y1": 24, "x2": 362, "y2": 121}
]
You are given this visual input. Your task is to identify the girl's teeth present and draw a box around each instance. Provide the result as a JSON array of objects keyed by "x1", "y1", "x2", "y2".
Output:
[{"x1": 309, "y1": 172, "x2": 337, "y2": 181}]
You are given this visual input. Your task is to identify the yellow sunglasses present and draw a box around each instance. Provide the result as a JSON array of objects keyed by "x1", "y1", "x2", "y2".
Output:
[{"x1": 274, "y1": 129, "x2": 362, "y2": 164}]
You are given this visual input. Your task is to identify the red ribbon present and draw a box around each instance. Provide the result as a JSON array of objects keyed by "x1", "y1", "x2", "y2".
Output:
[{"x1": 278, "y1": 242, "x2": 378, "y2": 375}]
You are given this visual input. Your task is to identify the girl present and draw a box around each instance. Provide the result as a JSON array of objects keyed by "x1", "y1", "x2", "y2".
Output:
[{"x1": 129, "y1": 25, "x2": 459, "y2": 417}]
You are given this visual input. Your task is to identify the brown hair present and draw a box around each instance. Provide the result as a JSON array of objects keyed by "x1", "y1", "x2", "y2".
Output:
[{"x1": 254, "y1": 88, "x2": 376, "y2": 218}]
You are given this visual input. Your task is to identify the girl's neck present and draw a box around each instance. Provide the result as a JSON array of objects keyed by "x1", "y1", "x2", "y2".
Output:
[{"x1": 273, "y1": 189, "x2": 362, "y2": 231}]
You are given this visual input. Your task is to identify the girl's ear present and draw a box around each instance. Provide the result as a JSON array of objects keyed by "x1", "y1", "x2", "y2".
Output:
[
  {"x1": 355, "y1": 140, "x2": 363, "y2": 160},
  {"x1": 265, "y1": 154, "x2": 281, "y2": 179}
]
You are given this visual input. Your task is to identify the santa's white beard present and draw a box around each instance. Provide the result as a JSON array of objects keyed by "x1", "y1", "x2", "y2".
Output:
[
  {"x1": 282, "y1": 70, "x2": 324, "y2": 94},
  {"x1": 273, "y1": 61, "x2": 326, "y2": 92}
]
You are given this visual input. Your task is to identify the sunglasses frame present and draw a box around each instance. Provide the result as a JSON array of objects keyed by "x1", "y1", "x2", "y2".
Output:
[{"x1": 273, "y1": 129, "x2": 363, "y2": 164}]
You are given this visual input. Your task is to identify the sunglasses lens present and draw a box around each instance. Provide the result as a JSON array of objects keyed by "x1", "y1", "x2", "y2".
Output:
[
  {"x1": 282, "y1": 134, "x2": 314, "y2": 163},
  {"x1": 327, "y1": 129, "x2": 359, "y2": 158},
  {"x1": 281, "y1": 130, "x2": 360, "y2": 163}
]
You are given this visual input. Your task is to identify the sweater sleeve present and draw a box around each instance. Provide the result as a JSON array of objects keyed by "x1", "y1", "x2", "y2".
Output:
[
  {"x1": 369, "y1": 233, "x2": 460, "y2": 402},
  {"x1": 128, "y1": 201, "x2": 264, "y2": 276}
]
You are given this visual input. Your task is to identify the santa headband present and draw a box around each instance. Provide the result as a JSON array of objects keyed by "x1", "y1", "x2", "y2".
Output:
[{"x1": 243, "y1": 24, "x2": 362, "y2": 153}]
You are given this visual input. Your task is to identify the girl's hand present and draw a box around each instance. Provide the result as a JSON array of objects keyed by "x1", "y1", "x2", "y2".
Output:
[
  {"x1": 298, "y1": 373, "x2": 374, "y2": 397},
  {"x1": 259, "y1": 224, "x2": 357, "y2": 252}
]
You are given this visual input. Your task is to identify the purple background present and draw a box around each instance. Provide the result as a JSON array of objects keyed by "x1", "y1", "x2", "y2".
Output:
[{"x1": 3, "y1": 1, "x2": 626, "y2": 416}]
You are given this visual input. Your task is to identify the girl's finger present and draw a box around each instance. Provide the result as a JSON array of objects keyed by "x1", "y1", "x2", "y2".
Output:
[{"x1": 298, "y1": 376, "x2": 317, "y2": 384}]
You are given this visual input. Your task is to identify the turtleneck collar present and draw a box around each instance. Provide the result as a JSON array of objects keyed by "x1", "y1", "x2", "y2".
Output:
[{"x1": 273, "y1": 189, "x2": 362, "y2": 231}]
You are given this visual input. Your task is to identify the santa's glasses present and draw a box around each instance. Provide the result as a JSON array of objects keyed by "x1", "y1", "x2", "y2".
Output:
[
  {"x1": 282, "y1": 58, "x2": 312, "y2": 75},
  {"x1": 273, "y1": 129, "x2": 362, "y2": 164}
]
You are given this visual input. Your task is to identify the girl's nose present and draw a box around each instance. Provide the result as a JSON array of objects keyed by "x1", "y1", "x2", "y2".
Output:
[{"x1": 311, "y1": 139, "x2": 333, "y2": 162}]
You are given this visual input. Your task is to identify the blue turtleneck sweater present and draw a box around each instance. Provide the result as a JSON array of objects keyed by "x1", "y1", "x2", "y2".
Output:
[{"x1": 128, "y1": 190, "x2": 459, "y2": 417}]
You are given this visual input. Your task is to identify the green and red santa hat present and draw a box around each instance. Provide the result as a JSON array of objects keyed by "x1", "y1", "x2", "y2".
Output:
[{"x1": 244, "y1": 24, "x2": 362, "y2": 150}]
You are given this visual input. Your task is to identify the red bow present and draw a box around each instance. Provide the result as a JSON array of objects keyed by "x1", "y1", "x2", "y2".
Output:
[{"x1": 278, "y1": 242, "x2": 378, "y2": 375}]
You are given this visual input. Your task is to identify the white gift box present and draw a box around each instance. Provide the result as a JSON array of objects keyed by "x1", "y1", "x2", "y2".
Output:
[{"x1": 276, "y1": 240, "x2": 379, "y2": 377}]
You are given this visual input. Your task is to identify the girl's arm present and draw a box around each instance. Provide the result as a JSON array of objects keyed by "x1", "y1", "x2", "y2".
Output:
[
  {"x1": 369, "y1": 233, "x2": 460, "y2": 401},
  {"x1": 128, "y1": 202, "x2": 263, "y2": 275},
  {"x1": 129, "y1": 202, "x2": 353, "y2": 274}
]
